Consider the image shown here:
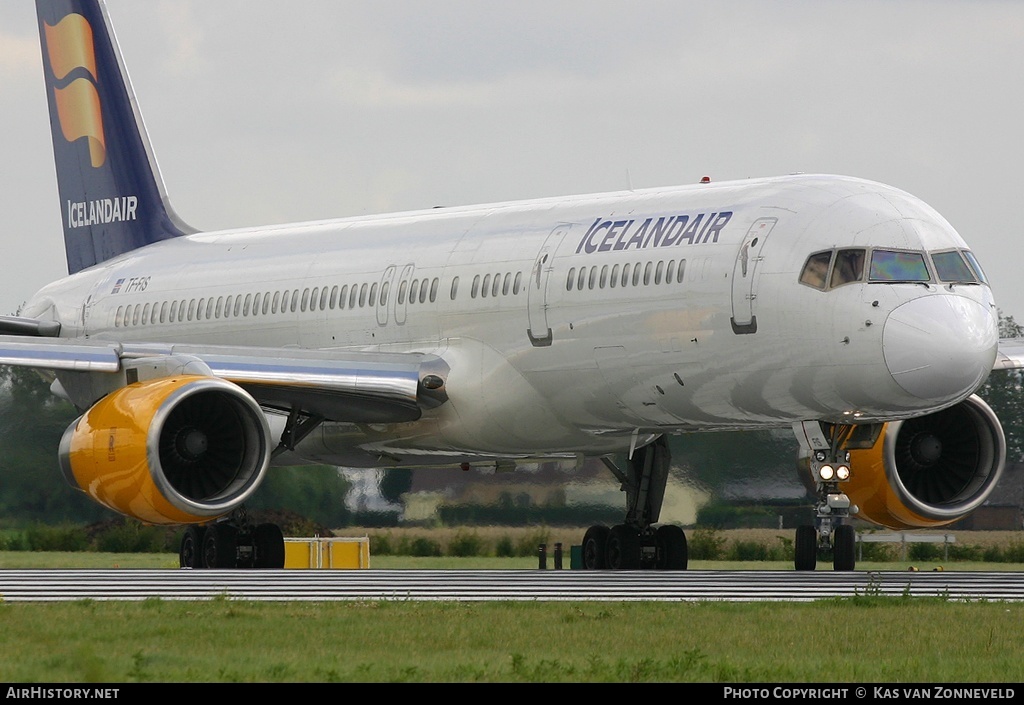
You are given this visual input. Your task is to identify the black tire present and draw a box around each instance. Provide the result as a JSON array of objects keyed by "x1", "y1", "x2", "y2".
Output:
[
  {"x1": 581, "y1": 525, "x2": 610, "y2": 569},
  {"x1": 202, "y1": 523, "x2": 238, "y2": 569},
  {"x1": 833, "y1": 524, "x2": 856, "y2": 571},
  {"x1": 254, "y1": 523, "x2": 285, "y2": 569},
  {"x1": 655, "y1": 525, "x2": 688, "y2": 570},
  {"x1": 179, "y1": 525, "x2": 206, "y2": 569},
  {"x1": 795, "y1": 525, "x2": 817, "y2": 571},
  {"x1": 606, "y1": 524, "x2": 641, "y2": 570}
]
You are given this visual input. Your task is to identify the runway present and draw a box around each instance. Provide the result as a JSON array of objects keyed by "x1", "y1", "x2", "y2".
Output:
[{"x1": 2, "y1": 569, "x2": 1024, "y2": 602}]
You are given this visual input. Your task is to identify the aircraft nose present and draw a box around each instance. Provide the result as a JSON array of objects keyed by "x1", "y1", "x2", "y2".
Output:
[{"x1": 883, "y1": 295, "x2": 997, "y2": 402}]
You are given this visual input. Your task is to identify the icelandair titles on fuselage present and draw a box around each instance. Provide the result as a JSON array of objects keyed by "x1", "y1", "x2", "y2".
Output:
[
  {"x1": 66, "y1": 196, "x2": 139, "y2": 229},
  {"x1": 576, "y1": 211, "x2": 733, "y2": 255}
]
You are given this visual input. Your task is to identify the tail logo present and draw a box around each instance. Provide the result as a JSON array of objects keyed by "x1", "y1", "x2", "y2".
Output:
[{"x1": 43, "y1": 13, "x2": 106, "y2": 168}]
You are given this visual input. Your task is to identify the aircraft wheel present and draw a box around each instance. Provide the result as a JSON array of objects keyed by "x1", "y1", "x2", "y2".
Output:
[
  {"x1": 582, "y1": 525, "x2": 610, "y2": 569},
  {"x1": 202, "y1": 523, "x2": 238, "y2": 568},
  {"x1": 833, "y1": 524, "x2": 856, "y2": 571},
  {"x1": 606, "y1": 524, "x2": 641, "y2": 570},
  {"x1": 179, "y1": 525, "x2": 206, "y2": 569},
  {"x1": 794, "y1": 525, "x2": 817, "y2": 571},
  {"x1": 655, "y1": 525, "x2": 688, "y2": 570},
  {"x1": 254, "y1": 523, "x2": 286, "y2": 569}
]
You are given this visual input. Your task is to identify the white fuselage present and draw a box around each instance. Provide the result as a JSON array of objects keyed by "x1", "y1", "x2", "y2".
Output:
[{"x1": 24, "y1": 174, "x2": 1000, "y2": 468}]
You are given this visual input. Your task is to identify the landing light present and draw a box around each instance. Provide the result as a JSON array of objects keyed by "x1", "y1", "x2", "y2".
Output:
[
  {"x1": 836, "y1": 465, "x2": 851, "y2": 481},
  {"x1": 818, "y1": 465, "x2": 835, "y2": 481}
]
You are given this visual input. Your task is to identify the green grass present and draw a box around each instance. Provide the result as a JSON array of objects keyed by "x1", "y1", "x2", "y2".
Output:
[
  {"x1": 0, "y1": 598, "x2": 1022, "y2": 682},
  {"x1": 0, "y1": 551, "x2": 1023, "y2": 682},
  {"x1": 1, "y1": 551, "x2": 1022, "y2": 571}
]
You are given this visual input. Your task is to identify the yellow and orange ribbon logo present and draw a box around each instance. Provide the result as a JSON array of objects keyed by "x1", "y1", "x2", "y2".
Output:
[{"x1": 44, "y1": 13, "x2": 106, "y2": 168}]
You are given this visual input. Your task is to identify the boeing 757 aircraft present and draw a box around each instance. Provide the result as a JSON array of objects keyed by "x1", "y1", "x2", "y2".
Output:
[{"x1": 6, "y1": 0, "x2": 1024, "y2": 571}]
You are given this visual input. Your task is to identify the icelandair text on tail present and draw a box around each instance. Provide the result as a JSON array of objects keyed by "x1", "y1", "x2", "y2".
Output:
[{"x1": 66, "y1": 196, "x2": 138, "y2": 228}]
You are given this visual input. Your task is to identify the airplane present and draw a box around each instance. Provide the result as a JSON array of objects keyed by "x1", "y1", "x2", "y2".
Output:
[{"x1": 4, "y1": 0, "x2": 1023, "y2": 571}]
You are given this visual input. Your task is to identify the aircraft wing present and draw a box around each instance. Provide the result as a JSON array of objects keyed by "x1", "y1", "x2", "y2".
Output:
[
  {"x1": 994, "y1": 338, "x2": 1024, "y2": 371},
  {"x1": 0, "y1": 328, "x2": 448, "y2": 423}
]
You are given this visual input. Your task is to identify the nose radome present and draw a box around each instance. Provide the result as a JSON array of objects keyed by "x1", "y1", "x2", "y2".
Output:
[{"x1": 883, "y1": 296, "x2": 997, "y2": 401}]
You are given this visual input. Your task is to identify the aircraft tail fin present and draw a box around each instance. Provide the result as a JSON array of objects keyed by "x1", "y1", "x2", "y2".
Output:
[{"x1": 35, "y1": 0, "x2": 195, "y2": 275}]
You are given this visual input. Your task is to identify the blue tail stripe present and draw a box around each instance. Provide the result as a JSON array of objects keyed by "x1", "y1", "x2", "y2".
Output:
[{"x1": 36, "y1": 0, "x2": 193, "y2": 275}]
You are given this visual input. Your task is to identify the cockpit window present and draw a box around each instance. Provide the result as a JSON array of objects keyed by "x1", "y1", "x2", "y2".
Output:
[
  {"x1": 868, "y1": 250, "x2": 930, "y2": 282},
  {"x1": 963, "y1": 250, "x2": 989, "y2": 284},
  {"x1": 830, "y1": 249, "x2": 865, "y2": 288},
  {"x1": 799, "y1": 251, "x2": 832, "y2": 289},
  {"x1": 931, "y1": 250, "x2": 977, "y2": 283}
]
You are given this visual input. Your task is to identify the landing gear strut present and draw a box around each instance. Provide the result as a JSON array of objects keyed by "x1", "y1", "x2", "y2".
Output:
[
  {"x1": 794, "y1": 424, "x2": 859, "y2": 571},
  {"x1": 178, "y1": 508, "x2": 285, "y2": 569},
  {"x1": 581, "y1": 436, "x2": 688, "y2": 570}
]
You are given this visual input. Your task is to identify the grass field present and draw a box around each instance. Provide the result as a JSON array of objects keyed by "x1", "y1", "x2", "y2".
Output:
[
  {"x1": 1, "y1": 529, "x2": 1023, "y2": 682},
  {"x1": 1, "y1": 592, "x2": 1023, "y2": 682}
]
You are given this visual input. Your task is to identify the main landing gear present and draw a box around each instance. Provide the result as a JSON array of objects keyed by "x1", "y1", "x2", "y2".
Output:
[
  {"x1": 580, "y1": 436, "x2": 689, "y2": 570},
  {"x1": 179, "y1": 509, "x2": 286, "y2": 569}
]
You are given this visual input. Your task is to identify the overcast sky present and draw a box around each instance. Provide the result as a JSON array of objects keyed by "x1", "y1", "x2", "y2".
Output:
[{"x1": 1, "y1": 0, "x2": 1022, "y2": 325}]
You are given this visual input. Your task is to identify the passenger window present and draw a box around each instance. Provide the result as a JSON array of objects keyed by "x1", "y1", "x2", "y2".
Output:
[
  {"x1": 799, "y1": 251, "x2": 832, "y2": 289},
  {"x1": 610, "y1": 264, "x2": 619, "y2": 288},
  {"x1": 513, "y1": 272, "x2": 522, "y2": 295},
  {"x1": 430, "y1": 278, "x2": 439, "y2": 302},
  {"x1": 868, "y1": 250, "x2": 930, "y2": 282},
  {"x1": 830, "y1": 249, "x2": 866, "y2": 288},
  {"x1": 451, "y1": 277, "x2": 460, "y2": 300},
  {"x1": 369, "y1": 283, "x2": 378, "y2": 307},
  {"x1": 566, "y1": 268, "x2": 576, "y2": 291},
  {"x1": 932, "y1": 250, "x2": 977, "y2": 283},
  {"x1": 380, "y1": 281, "x2": 390, "y2": 306}
]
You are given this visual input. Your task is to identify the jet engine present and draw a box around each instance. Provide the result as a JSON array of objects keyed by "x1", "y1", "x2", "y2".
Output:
[
  {"x1": 59, "y1": 375, "x2": 271, "y2": 525},
  {"x1": 844, "y1": 395, "x2": 1006, "y2": 529}
]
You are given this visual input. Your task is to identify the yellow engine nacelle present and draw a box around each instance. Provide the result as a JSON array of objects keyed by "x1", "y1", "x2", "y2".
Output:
[
  {"x1": 844, "y1": 395, "x2": 1006, "y2": 529},
  {"x1": 59, "y1": 375, "x2": 272, "y2": 525}
]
